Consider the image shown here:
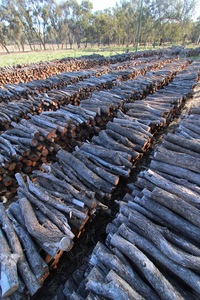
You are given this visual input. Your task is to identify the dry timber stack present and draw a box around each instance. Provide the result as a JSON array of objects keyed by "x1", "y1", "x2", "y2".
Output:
[
  {"x1": 0, "y1": 47, "x2": 180, "y2": 87},
  {"x1": 0, "y1": 52, "x2": 199, "y2": 299},
  {"x1": 0, "y1": 58, "x2": 189, "y2": 200},
  {"x1": 54, "y1": 62, "x2": 200, "y2": 300},
  {"x1": 0, "y1": 56, "x2": 173, "y2": 130}
]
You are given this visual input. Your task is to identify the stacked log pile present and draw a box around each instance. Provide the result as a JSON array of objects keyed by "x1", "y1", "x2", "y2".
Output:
[
  {"x1": 123, "y1": 61, "x2": 199, "y2": 128},
  {"x1": 0, "y1": 56, "x2": 199, "y2": 299},
  {"x1": 0, "y1": 57, "x2": 172, "y2": 130},
  {"x1": 61, "y1": 63, "x2": 200, "y2": 300},
  {"x1": 0, "y1": 48, "x2": 180, "y2": 87},
  {"x1": 0, "y1": 118, "x2": 60, "y2": 201},
  {"x1": 0, "y1": 59, "x2": 188, "y2": 200}
]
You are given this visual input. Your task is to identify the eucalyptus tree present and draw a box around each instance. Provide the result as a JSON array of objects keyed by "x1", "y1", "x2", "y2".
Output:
[
  {"x1": 47, "y1": 0, "x2": 70, "y2": 49},
  {"x1": 172, "y1": 0, "x2": 197, "y2": 45},
  {"x1": 112, "y1": 0, "x2": 139, "y2": 47}
]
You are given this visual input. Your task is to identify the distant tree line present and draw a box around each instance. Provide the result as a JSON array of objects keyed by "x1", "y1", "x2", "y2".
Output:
[{"x1": 0, "y1": 0, "x2": 199, "y2": 53}]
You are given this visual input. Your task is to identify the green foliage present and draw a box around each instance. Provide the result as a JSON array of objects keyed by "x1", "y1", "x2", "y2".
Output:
[{"x1": 0, "y1": 0, "x2": 199, "y2": 51}]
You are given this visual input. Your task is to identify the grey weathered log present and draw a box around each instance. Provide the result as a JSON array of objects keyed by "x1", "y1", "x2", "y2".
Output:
[
  {"x1": 90, "y1": 242, "x2": 159, "y2": 300},
  {"x1": 74, "y1": 150, "x2": 119, "y2": 186},
  {"x1": 150, "y1": 186, "x2": 200, "y2": 227},
  {"x1": 124, "y1": 195, "x2": 168, "y2": 226},
  {"x1": 87, "y1": 269, "x2": 144, "y2": 300},
  {"x1": 27, "y1": 176, "x2": 86, "y2": 226},
  {"x1": 80, "y1": 143, "x2": 132, "y2": 165},
  {"x1": 106, "y1": 121, "x2": 148, "y2": 147},
  {"x1": 18, "y1": 172, "x2": 87, "y2": 221},
  {"x1": 154, "y1": 146, "x2": 200, "y2": 174},
  {"x1": 56, "y1": 150, "x2": 114, "y2": 193},
  {"x1": 105, "y1": 129, "x2": 142, "y2": 152},
  {"x1": 79, "y1": 150, "x2": 130, "y2": 178},
  {"x1": 0, "y1": 136, "x2": 17, "y2": 157},
  {"x1": 19, "y1": 184, "x2": 74, "y2": 238},
  {"x1": 162, "y1": 139, "x2": 200, "y2": 158},
  {"x1": 129, "y1": 209, "x2": 200, "y2": 270},
  {"x1": 150, "y1": 160, "x2": 200, "y2": 185},
  {"x1": 134, "y1": 195, "x2": 200, "y2": 244},
  {"x1": 142, "y1": 169, "x2": 200, "y2": 204},
  {"x1": 94, "y1": 129, "x2": 139, "y2": 159},
  {"x1": 158, "y1": 226, "x2": 200, "y2": 256},
  {"x1": 154, "y1": 170, "x2": 200, "y2": 197},
  {"x1": 19, "y1": 197, "x2": 73, "y2": 255},
  {"x1": 0, "y1": 228, "x2": 19, "y2": 297},
  {"x1": 118, "y1": 223, "x2": 200, "y2": 295},
  {"x1": 0, "y1": 204, "x2": 41, "y2": 296},
  {"x1": 109, "y1": 232, "x2": 183, "y2": 300},
  {"x1": 7, "y1": 210, "x2": 49, "y2": 282},
  {"x1": 2, "y1": 133, "x2": 38, "y2": 147}
]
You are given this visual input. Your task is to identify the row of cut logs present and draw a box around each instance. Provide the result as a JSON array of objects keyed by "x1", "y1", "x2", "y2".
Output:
[
  {"x1": 57, "y1": 66, "x2": 200, "y2": 300},
  {"x1": 0, "y1": 56, "x2": 174, "y2": 130},
  {"x1": 0, "y1": 47, "x2": 181, "y2": 87},
  {"x1": 0, "y1": 59, "x2": 189, "y2": 200},
  {"x1": 0, "y1": 61, "x2": 199, "y2": 299},
  {"x1": 0, "y1": 55, "x2": 169, "y2": 102}
]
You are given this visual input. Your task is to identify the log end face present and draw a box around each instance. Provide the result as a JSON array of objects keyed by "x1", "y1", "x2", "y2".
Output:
[{"x1": 59, "y1": 237, "x2": 74, "y2": 252}]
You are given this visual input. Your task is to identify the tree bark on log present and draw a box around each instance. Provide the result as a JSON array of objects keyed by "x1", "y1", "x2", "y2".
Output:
[
  {"x1": 56, "y1": 150, "x2": 114, "y2": 193},
  {"x1": 7, "y1": 210, "x2": 49, "y2": 283},
  {"x1": 17, "y1": 172, "x2": 87, "y2": 221},
  {"x1": 87, "y1": 269, "x2": 144, "y2": 300},
  {"x1": 78, "y1": 150, "x2": 130, "y2": 178},
  {"x1": 142, "y1": 169, "x2": 200, "y2": 204},
  {"x1": 129, "y1": 209, "x2": 200, "y2": 270},
  {"x1": 93, "y1": 129, "x2": 139, "y2": 158},
  {"x1": 0, "y1": 228, "x2": 19, "y2": 298},
  {"x1": 80, "y1": 143, "x2": 132, "y2": 165},
  {"x1": 74, "y1": 150, "x2": 119, "y2": 186},
  {"x1": 118, "y1": 224, "x2": 200, "y2": 295},
  {"x1": 150, "y1": 160, "x2": 200, "y2": 186},
  {"x1": 134, "y1": 195, "x2": 200, "y2": 244},
  {"x1": 19, "y1": 197, "x2": 73, "y2": 254},
  {"x1": 105, "y1": 129, "x2": 142, "y2": 152},
  {"x1": 90, "y1": 242, "x2": 159, "y2": 300},
  {"x1": 162, "y1": 139, "x2": 200, "y2": 158},
  {"x1": 154, "y1": 146, "x2": 200, "y2": 174},
  {"x1": 150, "y1": 186, "x2": 200, "y2": 226},
  {"x1": 109, "y1": 233, "x2": 184, "y2": 300},
  {"x1": 0, "y1": 204, "x2": 41, "y2": 296},
  {"x1": 106, "y1": 121, "x2": 149, "y2": 147}
]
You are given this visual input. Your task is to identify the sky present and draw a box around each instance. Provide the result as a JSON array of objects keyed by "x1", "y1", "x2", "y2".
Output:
[{"x1": 79, "y1": 0, "x2": 200, "y2": 20}]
